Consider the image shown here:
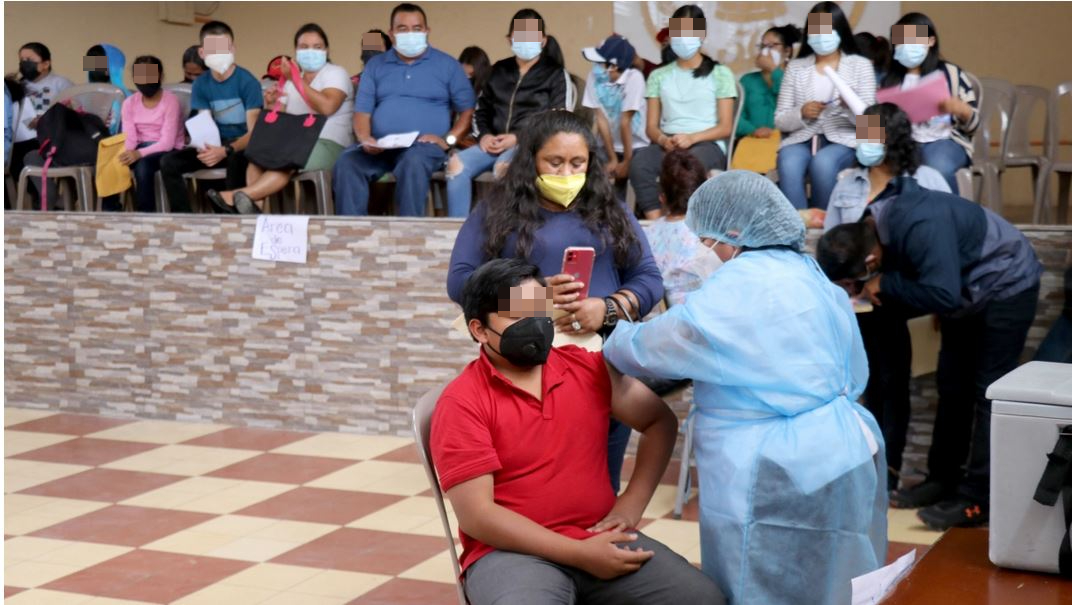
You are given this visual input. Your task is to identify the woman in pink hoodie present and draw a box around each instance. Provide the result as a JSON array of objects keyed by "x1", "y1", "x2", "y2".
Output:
[{"x1": 119, "y1": 55, "x2": 184, "y2": 212}]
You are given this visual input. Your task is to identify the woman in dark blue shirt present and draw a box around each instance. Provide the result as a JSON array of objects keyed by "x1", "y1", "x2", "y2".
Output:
[{"x1": 447, "y1": 110, "x2": 664, "y2": 492}]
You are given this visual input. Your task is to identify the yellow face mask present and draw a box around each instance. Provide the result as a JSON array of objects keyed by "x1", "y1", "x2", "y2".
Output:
[{"x1": 535, "y1": 173, "x2": 586, "y2": 208}]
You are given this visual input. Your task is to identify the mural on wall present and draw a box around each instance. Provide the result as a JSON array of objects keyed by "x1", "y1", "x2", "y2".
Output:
[{"x1": 614, "y1": 1, "x2": 902, "y2": 76}]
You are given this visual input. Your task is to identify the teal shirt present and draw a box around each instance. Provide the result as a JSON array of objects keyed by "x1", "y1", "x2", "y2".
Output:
[
  {"x1": 646, "y1": 62, "x2": 737, "y2": 147},
  {"x1": 736, "y1": 69, "x2": 783, "y2": 137}
]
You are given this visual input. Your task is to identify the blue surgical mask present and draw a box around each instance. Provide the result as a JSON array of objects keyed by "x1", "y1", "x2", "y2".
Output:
[
  {"x1": 669, "y1": 37, "x2": 702, "y2": 60},
  {"x1": 295, "y1": 49, "x2": 327, "y2": 72},
  {"x1": 894, "y1": 43, "x2": 928, "y2": 69},
  {"x1": 592, "y1": 63, "x2": 610, "y2": 85},
  {"x1": 808, "y1": 32, "x2": 841, "y2": 56},
  {"x1": 394, "y1": 32, "x2": 428, "y2": 58},
  {"x1": 856, "y1": 142, "x2": 886, "y2": 167},
  {"x1": 511, "y1": 40, "x2": 542, "y2": 61}
]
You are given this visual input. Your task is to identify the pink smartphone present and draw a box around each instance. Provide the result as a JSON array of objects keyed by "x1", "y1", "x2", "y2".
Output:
[{"x1": 561, "y1": 247, "x2": 595, "y2": 300}]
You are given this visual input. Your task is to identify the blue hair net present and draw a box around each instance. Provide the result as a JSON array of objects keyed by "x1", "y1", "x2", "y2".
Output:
[{"x1": 684, "y1": 170, "x2": 806, "y2": 252}]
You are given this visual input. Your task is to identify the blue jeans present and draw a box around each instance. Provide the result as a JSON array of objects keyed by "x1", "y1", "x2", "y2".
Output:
[
  {"x1": 777, "y1": 137, "x2": 855, "y2": 210},
  {"x1": 445, "y1": 145, "x2": 516, "y2": 217},
  {"x1": 920, "y1": 139, "x2": 970, "y2": 193},
  {"x1": 332, "y1": 142, "x2": 447, "y2": 216}
]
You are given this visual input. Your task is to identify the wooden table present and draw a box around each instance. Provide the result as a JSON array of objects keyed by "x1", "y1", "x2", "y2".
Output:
[{"x1": 883, "y1": 528, "x2": 1072, "y2": 604}]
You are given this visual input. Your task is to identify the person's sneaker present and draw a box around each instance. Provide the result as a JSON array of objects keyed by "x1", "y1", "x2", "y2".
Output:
[
  {"x1": 889, "y1": 480, "x2": 954, "y2": 509},
  {"x1": 917, "y1": 498, "x2": 989, "y2": 531}
]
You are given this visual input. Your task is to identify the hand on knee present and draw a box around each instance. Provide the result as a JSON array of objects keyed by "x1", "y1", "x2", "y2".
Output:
[{"x1": 493, "y1": 161, "x2": 510, "y2": 180}]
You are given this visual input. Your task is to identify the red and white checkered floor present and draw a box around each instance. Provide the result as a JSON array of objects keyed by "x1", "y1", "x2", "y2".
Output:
[{"x1": 4, "y1": 408, "x2": 940, "y2": 604}]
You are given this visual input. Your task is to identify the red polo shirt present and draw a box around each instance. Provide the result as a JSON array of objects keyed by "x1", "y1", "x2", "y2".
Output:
[{"x1": 430, "y1": 345, "x2": 617, "y2": 572}]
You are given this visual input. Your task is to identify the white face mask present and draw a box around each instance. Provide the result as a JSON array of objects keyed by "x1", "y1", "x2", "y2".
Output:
[
  {"x1": 761, "y1": 47, "x2": 782, "y2": 67},
  {"x1": 204, "y1": 52, "x2": 235, "y2": 75},
  {"x1": 707, "y1": 238, "x2": 740, "y2": 262}
]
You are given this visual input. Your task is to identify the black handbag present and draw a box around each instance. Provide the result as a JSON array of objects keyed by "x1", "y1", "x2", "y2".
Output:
[{"x1": 245, "y1": 61, "x2": 326, "y2": 171}]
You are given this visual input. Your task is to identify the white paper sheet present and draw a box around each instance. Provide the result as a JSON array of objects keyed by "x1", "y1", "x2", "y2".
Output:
[
  {"x1": 185, "y1": 112, "x2": 221, "y2": 150},
  {"x1": 373, "y1": 131, "x2": 420, "y2": 149},
  {"x1": 251, "y1": 215, "x2": 309, "y2": 264},
  {"x1": 824, "y1": 66, "x2": 868, "y2": 116},
  {"x1": 851, "y1": 549, "x2": 917, "y2": 605}
]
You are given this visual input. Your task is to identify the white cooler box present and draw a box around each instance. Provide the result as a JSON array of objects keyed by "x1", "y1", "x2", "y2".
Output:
[{"x1": 988, "y1": 361, "x2": 1072, "y2": 574}]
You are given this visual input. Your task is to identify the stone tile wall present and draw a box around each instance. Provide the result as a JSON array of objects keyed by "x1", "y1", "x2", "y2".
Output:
[{"x1": 4, "y1": 214, "x2": 1069, "y2": 468}]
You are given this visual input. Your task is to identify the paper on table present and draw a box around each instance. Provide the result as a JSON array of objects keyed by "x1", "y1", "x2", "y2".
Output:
[
  {"x1": 876, "y1": 71, "x2": 951, "y2": 124},
  {"x1": 450, "y1": 311, "x2": 603, "y2": 352},
  {"x1": 373, "y1": 131, "x2": 420, "y2": 149},
  {"x1": 824, "y1": 66, "x2": 867, "y2": 116},
  {"x1": 851, "y1": 549, "x2": 916, "y2": 605},
  {"x1": 185, "y1": 112, "x2": 221, "y2": 150}
]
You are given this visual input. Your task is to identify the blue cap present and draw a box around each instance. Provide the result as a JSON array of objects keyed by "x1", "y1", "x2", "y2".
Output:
[{"x1": 582, "y1": 34, "x2": 636, "y2": 69}]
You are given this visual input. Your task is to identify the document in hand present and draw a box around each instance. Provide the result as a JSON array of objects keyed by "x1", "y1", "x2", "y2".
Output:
[
  {"x1": 876, "y1": 72, "x2": 951, "y2": 124},
  {"x1": 823, "y1": 66, "x2": 867, "y2": 116},
  {"x1": 372, "y1": 131, "x2": 420, "y2": 149},
  {"x1": 185, "y1": 112, "x2": 221, "y2": 150}
]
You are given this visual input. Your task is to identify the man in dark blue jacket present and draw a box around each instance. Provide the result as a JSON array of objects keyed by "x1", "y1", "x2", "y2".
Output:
[{"x1": 818, "y1": 176, "x2": 1042, "y2": 530}]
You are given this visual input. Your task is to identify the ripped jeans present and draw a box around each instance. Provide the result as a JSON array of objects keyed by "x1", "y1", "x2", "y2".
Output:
[{"x1": 445, "y1": 145, "x2": 517, "y2": 217}]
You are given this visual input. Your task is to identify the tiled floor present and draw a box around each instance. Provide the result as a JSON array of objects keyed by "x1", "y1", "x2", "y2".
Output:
[{"x1": 3, "y1": 408, "x2": 943, "y2": 603}]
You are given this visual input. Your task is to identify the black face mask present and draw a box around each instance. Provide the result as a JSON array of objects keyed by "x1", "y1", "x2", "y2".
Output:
[
  {"x1": 88, "y1": 70, "x2": 110, "y2": 83},
  {"x1": 136, "y1": 83, "x2": 161, "y2": 98},
  {"x1": 19, "y1": 60, "x2": 40, "y2": 81},
  {"x1": 361, "y1": 50, "x2": 382, "y2": 66},
  {"x1": 486, "y1": 317, "x2": 554, "y2": 367}
]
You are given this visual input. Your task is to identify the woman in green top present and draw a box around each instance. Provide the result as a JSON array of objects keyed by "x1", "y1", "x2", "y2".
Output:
[
  {"x1": 628, "y1": 4, "x2": 737, "y2": 220},
  {"x1": 736, "y1": 25, "x2": 801, "y2": 139}
]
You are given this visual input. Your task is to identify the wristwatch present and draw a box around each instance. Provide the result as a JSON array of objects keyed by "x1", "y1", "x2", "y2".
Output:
[
  {"x1": 444, "y1": 134, "x2": 457, "y2": 149},
  {"x1": 602, "y1": 297, "x2": 619, "y2": 329}
]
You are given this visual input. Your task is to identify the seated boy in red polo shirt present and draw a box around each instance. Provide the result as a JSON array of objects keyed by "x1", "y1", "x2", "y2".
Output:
[{"x1": 432, "y1": 258, "x2": 725, "y2": 605}]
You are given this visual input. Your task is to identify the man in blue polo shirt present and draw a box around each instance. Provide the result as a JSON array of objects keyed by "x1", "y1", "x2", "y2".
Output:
[{"x1": 333, "y1": 3, "x2": 475, "y2": 216}]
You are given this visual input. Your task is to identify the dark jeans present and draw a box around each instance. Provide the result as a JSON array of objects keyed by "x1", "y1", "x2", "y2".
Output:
[
  {"x1": 159, "y1": 146, "x2": 249, "y2": 213},
  {"x1": 929, "y1": 285, "x2": 1040, "y2": 504},
  {"x1": 332, "y1": 142, "x2": 447, "y2": 216},
  {"x1": 629, "y1": 142, "x2": 726, "y2": 214},
  {"x1": 857, "y1": 302, "x2": 913, "y2": 489},
  {"x1": 464, "y1": 532, "x2": 726, "y2": 605},
  {"x1": 129, "y1": 151, "x2": 166, "y2": 213}
]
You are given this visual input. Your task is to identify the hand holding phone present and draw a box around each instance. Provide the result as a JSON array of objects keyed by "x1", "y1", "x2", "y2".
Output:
[{"x1": 561, "y1": 247, "x2": 595, "y2": 301}]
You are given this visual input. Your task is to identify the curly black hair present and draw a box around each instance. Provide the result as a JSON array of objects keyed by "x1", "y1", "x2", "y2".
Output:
[
  {"x1": 481, "y1": 110, "x2": 640, "y2": 267},
  {"x1": 860, "y1": 102, "x2": 919, "y2": 175}
]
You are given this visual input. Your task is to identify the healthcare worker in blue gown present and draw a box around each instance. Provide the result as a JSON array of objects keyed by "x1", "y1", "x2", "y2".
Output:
[{"x1": 603, "y1": 170, "x2": 888, "y2": 605}]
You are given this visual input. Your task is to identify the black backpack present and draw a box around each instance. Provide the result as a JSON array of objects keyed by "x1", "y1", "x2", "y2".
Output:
[
  {"x1": 33, "y1": 102, "x2": 108, "y2": 210},
  {"x1": 35, "y1": 102, "x2": 108, "y2": 167}
]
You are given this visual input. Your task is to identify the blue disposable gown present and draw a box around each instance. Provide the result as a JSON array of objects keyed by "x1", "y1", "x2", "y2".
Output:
[{"x1": 603, "y1": 248, "x2": 888, "y2": 605}]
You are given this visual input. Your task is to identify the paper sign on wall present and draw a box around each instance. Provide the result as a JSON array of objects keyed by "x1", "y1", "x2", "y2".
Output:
[{"x1": 251, "y1": 215, "x2": 309, "y2": 264}]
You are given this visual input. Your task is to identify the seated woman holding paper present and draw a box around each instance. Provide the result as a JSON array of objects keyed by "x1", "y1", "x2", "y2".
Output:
[
  {"x1": 882, "y1": 12, "x2": 978, "y2": 193},
  {"x1": 824, "y1": 102, "x2": 950, "y2": 231},
  {"x1": 119, "y1": 55, "x2": 184, "y2": 213},
  {"x1": 775, "y1": 1, "x2": 876, "y2": 211},
  {"x1": 731, "y1": 24, "x2": 800, "y2": 174},
  {"x1": 446, "y1": 110, "x2": 664, "y2": 494},
  {"x1": 208, "y1": 23, "x2": 353, "y2": 214}
]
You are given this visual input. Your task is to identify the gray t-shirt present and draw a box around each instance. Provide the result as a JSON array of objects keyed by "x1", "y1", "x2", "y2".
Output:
[{"x1": 24, "y1": 73, "x2": 73, "y2": 116}]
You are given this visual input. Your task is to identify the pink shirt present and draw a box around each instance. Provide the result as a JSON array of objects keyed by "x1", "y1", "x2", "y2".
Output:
[{"x1": 120, "y1": 91, "x2": 184, "y2": 156}]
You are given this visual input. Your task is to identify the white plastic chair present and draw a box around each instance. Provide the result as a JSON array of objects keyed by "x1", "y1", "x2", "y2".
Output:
[
  {"x1": 1037, "y1": 81, "x2": 1072, "y2": 224},
  {"x1": 163, "y1": 82, "x2": 193, "y2": 118},
  {"x1": 15, "y1": 83, "x2": 125, "y2": 212},
  {"x1": 412, "y1": 384, "x2": 469, "y2": 605},
  {"x1": 1004, "y1": 85, "x2": 1051, "y2": 218},
  {"x1": 725, "y1": 79, "x2": 746, "y2": 171},
  {"x1": 970, "y1": 76, "x2": 1014, "y2": 213}
]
